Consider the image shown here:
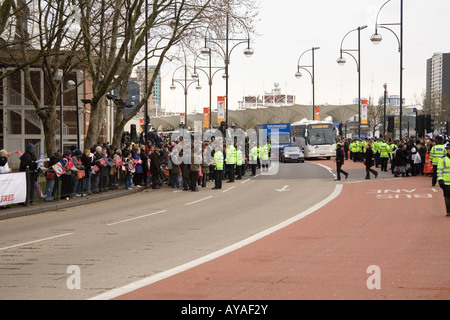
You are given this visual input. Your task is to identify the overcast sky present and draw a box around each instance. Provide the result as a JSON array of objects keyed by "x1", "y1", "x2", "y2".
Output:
[{"x1": 161, "y1": 0, "x2": 450, "y2": 115}]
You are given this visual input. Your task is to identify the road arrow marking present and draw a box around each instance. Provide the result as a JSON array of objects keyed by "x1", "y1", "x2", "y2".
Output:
[{"x1": 275, "y1": 185, "x2": 290, "y2": 192}]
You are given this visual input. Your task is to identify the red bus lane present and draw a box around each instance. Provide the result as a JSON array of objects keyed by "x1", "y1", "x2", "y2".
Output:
[{"x1": 113, "y1": 175, "x2": 450, "y2": 300}]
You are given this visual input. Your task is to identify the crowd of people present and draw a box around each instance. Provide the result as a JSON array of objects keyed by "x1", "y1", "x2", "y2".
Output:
[
  {"x1": 0, "y1": 133, "x2": 271, "y2": 207},
  {"x1": 338, "y1": 135, "x2": 450, "y2": 181}
]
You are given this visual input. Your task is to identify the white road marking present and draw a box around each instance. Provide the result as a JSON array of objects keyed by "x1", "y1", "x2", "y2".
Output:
[
  {"x1": 222, "y1": 186, "x2": 236, "y2": 193},
  {"x1": 185, "y1": 196, "x2": 213, "y2": 206},
  {"x1": 107, "y1": 210, "x2": 167, "y2": 226},
  {"x1": 90, "y1": 184, "x2": 343, "y2": 300},
  {"x1": 0, "y1": 233, "x2": 74, "y2": 252}
]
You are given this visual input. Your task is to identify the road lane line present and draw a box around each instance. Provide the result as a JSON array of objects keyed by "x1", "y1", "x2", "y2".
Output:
[
  {"x1": 90, "y1": 184, "x2": 343, "y2": 300},
  {"x1": 185, "y1": 196, "x2": 213, "y2": 206},
  {"x1": 0, "y1": 233, "x2": 74, "y2": 252},
  {"x1": 107, "y1": 210, "x2": 167, "y2": 226},
  {"x1": 241, "y1": 179, "x2": 250, "y2": 184},
  {"x1": 222, "y1": 186, "x2": 236, "y2": 193}
]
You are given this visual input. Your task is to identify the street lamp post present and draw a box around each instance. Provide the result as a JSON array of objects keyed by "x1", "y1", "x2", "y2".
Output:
[
  {"x1": 193, "y1": 50, "x2": 224, "y2": 127},
  {"x1": 170, "y1": 64, "x2": 202, "y2": 127},
  {"x1": 336, "y1": 25, "x2": 367, "y2": 138},
  {"x1": 383, "y1": 83, "x2": 388, "y2": 138},
  {"x1": 67, "y1": 75, "x2": 81, "y2": 150},
  {"x1": 296, "y1": 47, "x2": 320, "y2": 120},
  {"x1": 371, "y1": 0, "x2": 403, "y2": 139},
  {"x1": 54, "y1": 69, "x2": 64, "y2": 152},
  {"x1": 201, "y1": 11, "x2": 254, "y2": 129}
]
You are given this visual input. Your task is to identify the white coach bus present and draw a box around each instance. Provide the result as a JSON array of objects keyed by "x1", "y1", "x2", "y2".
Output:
[{"x1": 291, "y1": 119, "x2": 337, "y2": 159}]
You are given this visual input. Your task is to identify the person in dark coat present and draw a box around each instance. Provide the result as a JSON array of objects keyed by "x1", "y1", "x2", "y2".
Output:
[
  {"x1": 364, "y1": 143, "x2": 378, "y2": 179},
  {"x1": 335, "y1": 142, "x2": 348, "y2": 181},
  {"x1": 149, "y1": 145, "x2": 161, "y2": 189},
  {"x1": 19, "y1": 143, "x2": 38, "y2": 204},
  {"x1": 394, "y1": 143, "x2": 408, "y2": 177}
]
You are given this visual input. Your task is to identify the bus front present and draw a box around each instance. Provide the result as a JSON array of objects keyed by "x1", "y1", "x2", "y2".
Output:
[{"x1": 304, "y1": 123, "x2": 337, "y2": 159}]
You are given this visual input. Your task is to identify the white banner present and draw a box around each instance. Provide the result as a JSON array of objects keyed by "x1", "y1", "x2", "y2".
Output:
[
  {"x1": 0, "y1": 172, "x2": 27, "y2": 206},
  {"x1": 361, "y1": 99, "x2": 368, "y2": 125}
]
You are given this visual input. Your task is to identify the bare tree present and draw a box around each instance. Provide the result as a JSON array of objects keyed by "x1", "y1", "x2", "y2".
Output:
[
  {"x1": 3, "y1": 0, "x2": 85, "y2": 156},
  {"x1": 76, "y1": 0, "x2": 258, "y2": 149}
]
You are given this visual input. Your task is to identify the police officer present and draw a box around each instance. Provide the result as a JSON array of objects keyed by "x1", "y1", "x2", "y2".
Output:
[
  {"x1": 437, "y1": 143, "x2": 450, "y2": 216},
  {"x1": 235, "y1": 146, "x2": 244, "y2": 180},
  {"x1": 378, "y1": 140, "x2": 391, "y2": 172},
  {"x1": 212, "y1": 147, "x2": 224, "y2": 190},
  {"x1": 260, "y1": 143, "x2": 269, "y2": 172},
  {"x1": 249, "y1": 144, "x2": 258, "y2": 176},
  {"x1": 431, "y1": 136, "x2": 446, "y2": 187},
  {"x1": 226, "y1": 143, "x2": 236, "y2": 182}
]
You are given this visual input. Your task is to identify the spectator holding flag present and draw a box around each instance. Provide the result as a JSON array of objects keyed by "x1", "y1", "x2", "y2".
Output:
[{"x1": 44, "y1": 152, "x2": 62, "y2": 202}]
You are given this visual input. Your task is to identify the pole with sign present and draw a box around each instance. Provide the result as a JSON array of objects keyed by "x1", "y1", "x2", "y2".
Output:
[{"x1": 217, "y1": 96, "x2": 225, "y2": 124}]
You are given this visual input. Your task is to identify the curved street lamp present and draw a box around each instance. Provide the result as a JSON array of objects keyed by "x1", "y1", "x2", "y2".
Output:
[
  {"x1": 336, "y1": 25, "x2": 367, "y2": 138},
  {"x1": 201, "y1": 10, "x2": 254, "y2": 129},
  {"x1": 170, "y1": 64, "x2": 202, "y2": 126},
  {"x1": 371, "y1": 0, "x2": 403, "y2": 139},
  {"x1": 192, "y1": 51, "x2": 225, "y2": 126},
  {"x1": 295, "y1": 47, "x2": 320, "y2": 120}
]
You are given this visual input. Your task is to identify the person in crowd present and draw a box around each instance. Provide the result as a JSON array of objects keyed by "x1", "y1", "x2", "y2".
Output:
[
  {"x1": 132, "y1": 147, "x2": 143, "y2": 188},
  {"x1": 123, "y1": 150, "x2": 134, "y2": 190},
  {"x1": 437, "y1": 143, "x2": 450, "y2": 217},
  {"x1": 149, "y1": 144, "x2": 161, "y2": 189},
  {"x1": 71, "y1": 149, "x2": 85, "y2": 197},
  {"x1": 334, "y1": 142, "x2": 348, "y2": 181},
  {"x1": 364, "y1": 143, "x2": 378, "y2": 180},
  {"x1": 393, "y1": 143, "x2": 407, "y2": 177},
  {"x1": 0, "y1": 149, "x2": 12, "y2": 209},
  {"x1": 60, "y1": 150, "x2": 75, "y2": 200},
  {"x1": 0, "y1": 149, "x2": 12, "y2": 174},
  {"x1": 19, "y1": 143, "x2": 38, "y2": 205},
  {"x1": 100, "y1": 146, "x2": 111, "y2": 191},
  {"x1": 91, "y1": 146, "x2": 102, "y2": 193},
  {"x1": 81, "y1": 148, "x2": 93, "y2": 195},
  {"x1": 190, "y1": 147, "x2": 201, "y2": 192}
]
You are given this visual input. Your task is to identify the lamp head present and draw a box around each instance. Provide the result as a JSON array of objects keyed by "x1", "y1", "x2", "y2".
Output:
[
  {"x1": 336, "y1": 56, "x2": 346, "y2": 66},
  {"x1": 295, "y1": 71, "x2": 302, "y2": 79},
  {"x1": 244, "y1": 47, "x2": 254, "y2": 57},
  {"x1": 201, "y1": 47, "x2": 211, "y2": 57},
  {"x1": 170, "y1": 84, "x2": 176, "y2": 91},
  {"x1": 66, "y1": 80, "x2": 76, "y2": 88},
  {"x1": 371, "y1": 33, "x2": 382, "y2": 45}
]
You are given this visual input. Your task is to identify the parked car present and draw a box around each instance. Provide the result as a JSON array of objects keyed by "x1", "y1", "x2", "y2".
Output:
[{"x1": 280, "y1": 146, "x2": 305, "y2": 163}]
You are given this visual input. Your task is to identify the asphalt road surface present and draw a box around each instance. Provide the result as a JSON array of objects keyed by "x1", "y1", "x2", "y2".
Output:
[{"x1": 0, "y1": 161, "x2": 335, "y2": 300}]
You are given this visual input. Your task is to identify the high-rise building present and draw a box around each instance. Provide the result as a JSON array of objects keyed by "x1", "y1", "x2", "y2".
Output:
[
  {"x1": 135, "y1": 66, "x2": 161, "y2": 111},
  {"x1": 426, "y1": 52, "x2": 450, "y2": 106}
]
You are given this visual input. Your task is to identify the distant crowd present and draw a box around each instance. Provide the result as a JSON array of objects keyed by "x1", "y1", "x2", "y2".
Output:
[{"x1": 338, "y1": 135, "x2": 450, "y2": 183}]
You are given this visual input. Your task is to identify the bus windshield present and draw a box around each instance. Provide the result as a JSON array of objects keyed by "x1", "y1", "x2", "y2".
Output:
[{"x1": 307, "y1": 125, "x2": 335, "y2": 146}]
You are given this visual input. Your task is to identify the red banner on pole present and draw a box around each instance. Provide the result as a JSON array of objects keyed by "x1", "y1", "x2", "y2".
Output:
[
  {"x1": 203, "y1": 108, "x2": 210, "y2": 128},
  {"x1": 314, "y1": 106, "x2": 321, "y2": 121}
]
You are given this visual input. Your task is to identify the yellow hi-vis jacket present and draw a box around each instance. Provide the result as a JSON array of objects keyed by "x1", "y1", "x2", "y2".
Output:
[{"x1": 437, "y1": 155, "x2": 450, "y2": 186}]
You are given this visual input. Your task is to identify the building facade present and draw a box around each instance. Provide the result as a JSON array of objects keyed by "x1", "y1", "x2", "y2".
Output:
[{"x1": 427, "y1": 52, "x2": 450, "y2": 106}]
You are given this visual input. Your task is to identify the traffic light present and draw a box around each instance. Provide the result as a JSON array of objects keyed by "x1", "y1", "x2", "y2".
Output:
[
  {"x1": 387, "y1": 116, "x2": 394, "y2": 133},
  {"x1": 416, "y1": 115, "x2": 425, "y2": 138},
  {"x1": 425, "y1": 115, "x2": 432, "y2": 133}
]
